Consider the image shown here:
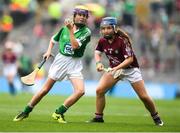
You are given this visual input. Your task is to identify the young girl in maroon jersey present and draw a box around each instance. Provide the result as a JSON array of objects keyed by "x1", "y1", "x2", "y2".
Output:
[
  {"x1": 2, "y1": 41, "x2": 17, "y2": 95},
  {"x1": 88, "y1": 17, "x2": 163, "y2": 126}
]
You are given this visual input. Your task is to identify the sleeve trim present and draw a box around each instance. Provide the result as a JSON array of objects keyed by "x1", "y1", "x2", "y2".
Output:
[
  {"x1": 51, "y1": 36, "x2": 59, "y2": 44},
  {"x1": 76, "y1": 39, "x2": 82, "y2": 47}
]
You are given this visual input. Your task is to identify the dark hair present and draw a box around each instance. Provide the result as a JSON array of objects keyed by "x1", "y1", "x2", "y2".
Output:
[{"x1": 116, "y1": 27, "x2": 132, "y2": 46}]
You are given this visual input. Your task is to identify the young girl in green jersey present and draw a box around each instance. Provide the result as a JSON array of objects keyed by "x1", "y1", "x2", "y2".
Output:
[{"x1": 13, "y1": 5, "x2": 91, "y2": 123}]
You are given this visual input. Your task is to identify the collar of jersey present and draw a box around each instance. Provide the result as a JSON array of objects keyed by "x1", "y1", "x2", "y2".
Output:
[{"x1": 74, "y1": 26, "x2": 86, "y2": 33}]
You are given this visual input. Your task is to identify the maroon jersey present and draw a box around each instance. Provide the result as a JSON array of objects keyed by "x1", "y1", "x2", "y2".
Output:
[
  {"x1": 2, "y1": 51, "x2": 17, "y2": 64},
  {"x1": 96, "y1": 35, "x2": 139, "y2": 68}
]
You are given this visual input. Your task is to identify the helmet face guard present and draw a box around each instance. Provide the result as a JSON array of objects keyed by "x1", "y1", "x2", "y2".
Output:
[{"x1": 100, "y1": 17, "x2": 117, "y2": 39}]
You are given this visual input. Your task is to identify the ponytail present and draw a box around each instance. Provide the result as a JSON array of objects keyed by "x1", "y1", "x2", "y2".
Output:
[{"x1": 115, "y1": 27, "x2": 132, "y2": 46}]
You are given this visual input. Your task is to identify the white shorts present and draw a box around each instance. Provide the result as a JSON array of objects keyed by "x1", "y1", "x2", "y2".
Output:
[
  {"x1": 121, "y1": 68, "x2": 142, "y2": 83},
  {"x1": 48, "y1": 53, "x2": 83, "y2": 81},
  {"x1": 3, "y1": 64, "x2": 17, "y2": 77}
]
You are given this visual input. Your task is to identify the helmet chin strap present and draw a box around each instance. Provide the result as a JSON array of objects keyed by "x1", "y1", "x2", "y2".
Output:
[
  {"x1": 74, "y1": 23, "x2": 85, "y2": 28},
  {"x1": 104, "y1": 35, "x2": 113, "y2": 40},
  {"x1": 103, "y1": 31, "x2": 115, "y2": 40}
]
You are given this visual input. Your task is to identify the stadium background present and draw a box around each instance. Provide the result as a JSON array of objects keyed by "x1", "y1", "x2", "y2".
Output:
[
  {"x1": 0, "y1": 0, "x2": 179, "y2": 99},
  {"x1": 0, "y1": 0, "x2": 180, "y2": 132}
]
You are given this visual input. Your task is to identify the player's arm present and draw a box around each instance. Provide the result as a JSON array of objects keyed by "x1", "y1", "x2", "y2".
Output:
[
  {"x1": 43, "y1": 40, "x2": 54, "y2": 60},
  {"x1": 65, "y1": 20, "x2": 79, "y2": 49},
  {"x1": 44, "y1": 28, "x2": 63, "y2": 59},
  {"x1": 95, "y1": 50, "x2": 104, "y2": 72},
  {"x1": 95, "y1": 39, "x2": 105, "y2": 72},
  {"x1": 95, "y1": 50, "x2": 102, "y2": 63},
  {"x1": 69, "y1": 29, "x2": 79, "y2": 49},
  {"x1": 112, "y1": 56, "x2": 133, "y2": 71}
]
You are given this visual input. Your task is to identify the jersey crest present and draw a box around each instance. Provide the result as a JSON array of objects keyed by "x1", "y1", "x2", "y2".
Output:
[
  {"x1": 115, "y1": 49, "x2": 119, "y2": 54},
  {"x1": 64, "y1": 43, "x2": 74, "y2": 55}
]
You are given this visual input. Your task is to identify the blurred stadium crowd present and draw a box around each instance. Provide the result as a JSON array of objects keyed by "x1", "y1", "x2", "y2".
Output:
[{"x1": 0, "y1": 0, "x2": 180, "y2": 83}]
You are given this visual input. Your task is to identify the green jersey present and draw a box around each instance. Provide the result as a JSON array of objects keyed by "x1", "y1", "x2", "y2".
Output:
[{"x1": 52, "y1": 26, "x2": 91, "y2": 57}]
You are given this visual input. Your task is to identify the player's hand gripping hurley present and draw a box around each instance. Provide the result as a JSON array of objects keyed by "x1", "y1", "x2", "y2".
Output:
[
  {"x1": 21, "y1": 54, "x2": 54, "y2": 86},
  {"x1": 96, "y1": 62, "x2": 123, "y2": 79},
  {"x1": 103, "y1": 67, "x2": 123, "y2": 79}
]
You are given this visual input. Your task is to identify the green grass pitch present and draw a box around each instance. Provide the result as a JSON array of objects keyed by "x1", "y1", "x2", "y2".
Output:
[{"x1": 0, "y1": 93, "x2": 180, "y2": 132}]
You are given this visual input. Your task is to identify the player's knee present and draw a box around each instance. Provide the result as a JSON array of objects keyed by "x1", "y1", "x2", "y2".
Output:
[
  {"x1": 96, "y1": 87, "x2": 105, "y2": 96},
  {"x1": 77, "y1": 89, "x2": 85, "y2": 96}
]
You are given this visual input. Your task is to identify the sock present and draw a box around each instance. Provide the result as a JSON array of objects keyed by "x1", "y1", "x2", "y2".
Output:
[
  {"x1": 56, "y1": 105, "x2": 68, "y2": 115},
  {"x1": 23, "y1": 105, "x2": 33, "y2": 114},
  {"x1": 95, "y1": 113, "x2": 103, "y2": 119},
  {"x1": 151, "y1": 112, "x2": 159, "y2": 120},
  {"x1": 9, "y1": 83, "x2": 16, "y2": 95}
]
